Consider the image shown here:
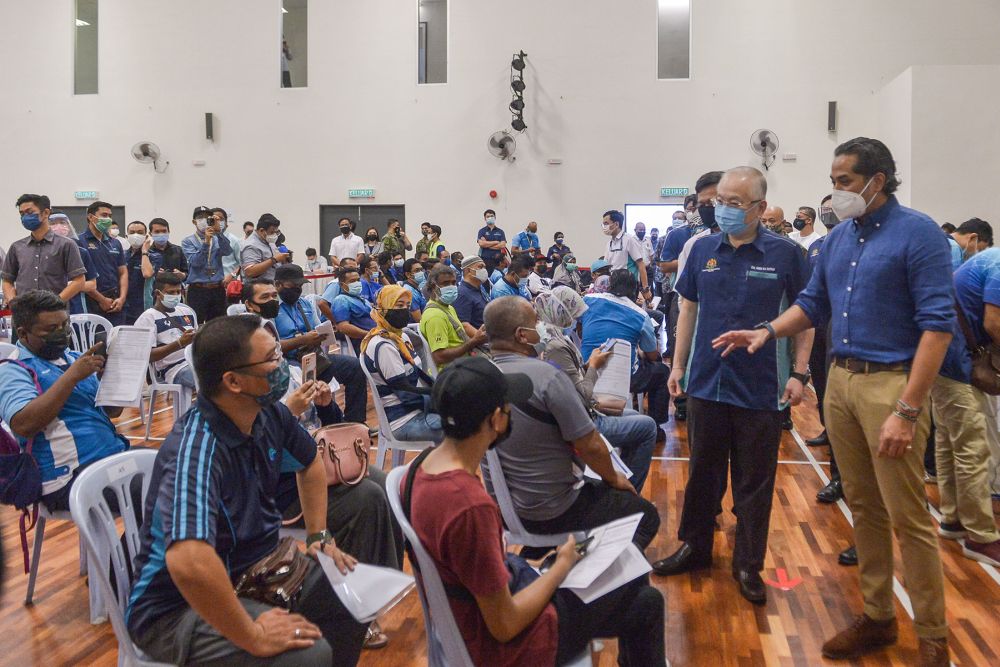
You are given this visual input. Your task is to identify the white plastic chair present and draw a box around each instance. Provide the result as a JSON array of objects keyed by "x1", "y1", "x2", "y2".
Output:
[
  {"x1": 386, "y1": 466, "x2": 592, "y2": 667},
  {"x1": 0, "y1": 342, "x2": 18, "y2": 359},
  {"x1": 69, "y1": 449, "x2": 174, "y2": 667},
  {"x1": 143, "y1": 362, "x2": 193, "y2": 441},
  {"x1": 360, "y1": 358, "x2": 435, "y2": 469},
  {"x1": 482, "y1": 449, "x2": 573, "y2": 548},
  {"x1": 632, "y1": 392, "x2": 645, "y2": 415},
  {"x1": 69, "y1": 313, "x2": 114, "y2": 354},
  {"x1": 226, "y1": 303, "x2": 247, "y2": 316},
  {"x1": 25, "y1": 505, "x2": 101, "y2": 622},
  {"x1": 404, "y1": 324, "x2": 438, "y2": 378},
  {"x1": 184, "y1": 345, "x2": 200, "y2": 392}
]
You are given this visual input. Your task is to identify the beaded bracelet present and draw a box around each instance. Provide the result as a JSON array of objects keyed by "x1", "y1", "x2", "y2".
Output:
[
  {"x1": 895, "y1": 399, "x2": 922, "y2": 418},
  {"x1": 892, "y1": 409, "x2": 918, "y2": 423}
]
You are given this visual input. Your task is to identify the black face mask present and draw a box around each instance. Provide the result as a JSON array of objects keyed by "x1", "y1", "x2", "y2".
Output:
[
  {"x1": 698, "y1": 204, "x2": 716, "y2": 229},
  {"x1": 635, "y1": 230, "x2": 645, "y2": 240},
  {"x1": 32, "y1": 327, "x2": 71, "y2": 360},
  {"x1": 488, "y1": 413, "x2": 513, "y2": 451},
  {"x1": 340, "y1": 227, "x2": 351, "y2": 236},
  {"x1": 793, "y1": 219, "x2": 807, "y2": 231},
  {"x1": 278, "y1": 286, "x2": 302, "y2": 305},
  {"x1": 367, "y1": 234, "x2": 378, "y2": 242},
  {"x1": 385, "y1": 308, "x2": 411, "y2": 329},
  {"x1": 820, "y1": 210, "x2": 839, "y2": 230},
  {"x1": 256, "y1": 299, "x2": 280, "y2": 319}
]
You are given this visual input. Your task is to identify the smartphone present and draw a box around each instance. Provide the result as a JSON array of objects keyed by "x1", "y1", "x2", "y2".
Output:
[
  {"x1": 599, "y1": 339, "x2": 617, "y2": 354},
  {"x1": 539, "y1": 535, "x2": 595, "y2": 572},
  {"x1": 301, "y1": 352, "x2": 317, "y2": 384},
  {"x1": 93, "y1": 330, "x2": 109, "y2": 358}
]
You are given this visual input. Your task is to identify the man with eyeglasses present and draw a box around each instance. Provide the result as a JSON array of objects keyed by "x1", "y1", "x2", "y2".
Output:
[
  {"x1": 653, "y1": 167, "x2": 813, "y2": 609},
  {"x1": 602, "y1": 210, "x2": 652, "y2": 301}
]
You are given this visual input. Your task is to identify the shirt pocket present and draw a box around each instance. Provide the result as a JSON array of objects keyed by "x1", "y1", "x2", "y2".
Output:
[{"x1": 41, "y1": 246, "x2": 71, "y2": 283}]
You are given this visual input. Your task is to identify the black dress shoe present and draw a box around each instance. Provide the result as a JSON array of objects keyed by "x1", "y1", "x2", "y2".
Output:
[
  {"x1": 733, "y1": 569, "x2": 767, "y2": 605},
  {"x1": 816, "y1": 479, "x2": 843, "y2": 504},
  {"x1": 651, "y1": 543, "x2": 712, "y2": 576},
  {"x1": 838, "y1": 545, "x2": 858, "y2": 566},
  {"x1": 806, "y1": 430, "x2": 829, "y2": 446},
  {"x1": 782, "y1": 417, "x2": 794, "y2": 431},
  {"x1": 674, "y1": 408, "x2": 687, "y2": 422}
]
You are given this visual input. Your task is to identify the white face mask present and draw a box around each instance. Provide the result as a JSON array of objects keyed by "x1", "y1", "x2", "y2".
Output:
[
  {"x1": 265, "y1": 233, "x2": 280, "y2": 244},
  {"x1": 196, "y1": 218, "x2": 209, "y2": 232},
  {"x1": 393, "y1": 258, "x2": 404, "y2": 268},
  {"x1": 830, "y1": 177, "x2": 877, "y2": 222},
  {"x1": 474, "y1": 267, "x2": 488, "y2": 282},
  {"x1": 602, "y1": 222, "x2": 614, "y2": 236},
  {"x1": 127, "y1": 233, "x2": 145, "y2": 249},
  {"x1": 108, "y1": 226, "x2": 120, "y2": 237}
]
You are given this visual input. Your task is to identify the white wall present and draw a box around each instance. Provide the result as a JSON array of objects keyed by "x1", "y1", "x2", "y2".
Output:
[
  {"x1": 418, "y1": 0, "x2": 447, "y2": 84},
  {"x1": 876, "y1": 68, "x2": 912, "y2": 206},
  {"x1": 2, "y1": 0, "x2": 1000, "y2": 263}
]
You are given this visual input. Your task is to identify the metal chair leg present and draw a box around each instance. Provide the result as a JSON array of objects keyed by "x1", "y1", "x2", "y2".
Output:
[{"x1": 24, "y1": 515, "x2": 46, "y2": 605}]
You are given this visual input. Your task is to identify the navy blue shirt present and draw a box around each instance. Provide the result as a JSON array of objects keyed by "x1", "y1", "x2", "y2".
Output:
[
  {"x1": 795, "y1": 196, "x2": 955, "y2": 364},
  {"x1": 477, "y1": 225, "x2": 506, "y2": 261},
  {"x1": 676, "y1": 229, "x2": 810, "y2": 411},
  {"x1": 125, "y1": 249, "x2": 149, "y2": 313},
  {"x1": 546, "y1": 242, "x2": 571, "y2": 262},
  {"x1": 69, "y1": 246, "x2": 99, "y2": 315},
  {"x1": 126, "y1": 398, "x2": 316, "y2": 637},
  {"x1": 806, "y1": 236, "x2": 825, "y2": 272},
  {"x1": 454, "y1": 280, "x2": 489, "y2": 329},
  {"x1": 78, "y1": 228, "x2": 125, "y2": 294},
  {"x1": 659, "y1": 226, "x2": 696, "y2": 263}
]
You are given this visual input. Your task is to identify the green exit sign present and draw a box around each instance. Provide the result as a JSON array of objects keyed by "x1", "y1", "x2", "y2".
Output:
[
  {"x1": 348, "y1": 188, "x2": 375, "y2": 199},
  {"x1": 74, "y1": 190, "x2": 99, "y2": 200},
  {"x1": 660, "y1": 187, "x2": 688, "y2": 197}
]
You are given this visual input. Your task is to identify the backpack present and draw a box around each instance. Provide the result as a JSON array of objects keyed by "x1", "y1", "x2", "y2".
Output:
[{"x1": 0, "y1": 359, "x2": 44, "y2": 573}]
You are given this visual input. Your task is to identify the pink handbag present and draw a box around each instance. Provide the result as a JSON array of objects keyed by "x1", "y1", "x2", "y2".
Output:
[{"x1": 313, "y1": 422, "x2": 370, "y2": 486}]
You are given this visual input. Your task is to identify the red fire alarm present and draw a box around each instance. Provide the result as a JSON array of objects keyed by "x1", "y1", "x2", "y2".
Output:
[{"x1": 489, "y1": 190, "x2": 498, "y2": 199}]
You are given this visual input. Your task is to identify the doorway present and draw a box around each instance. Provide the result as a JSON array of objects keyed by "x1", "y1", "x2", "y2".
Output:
[
  {"x1": 319, "y1": 204, "x2": 405, "y2": 258},
  {"x1": 623, "y1": 203, "x2": 683, "y2": 238}
]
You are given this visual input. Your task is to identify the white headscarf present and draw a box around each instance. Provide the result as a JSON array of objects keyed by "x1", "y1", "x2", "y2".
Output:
[{"x1": 534, "y1": 285, "x2": 588, "y2": 329}]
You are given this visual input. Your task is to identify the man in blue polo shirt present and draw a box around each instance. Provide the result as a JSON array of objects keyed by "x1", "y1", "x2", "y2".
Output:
[
  {"x1": 0, "y1": 290, "x2": 128, "y2": 511},
  {"x1": 511, "y1": 221, "x2": 540, "y2": 254},
  {"x1": 713, "y1": 139, "x2": 953, "y2": 664},
  {"x1": 476, "y1": 208, "x2": 507, "y2": 276},
  {"x1": 78, "y1": 200, "x2": 128, "y2": 325},
  {"x1": 490, "y1": 253, "x2": 533, "y2": 300},
  {"x1": 331, "y1": 266, "x2": 376, "y2": 352},
  {"x1": 454, "y1": 256, "x2": 490, "y2": 329},
  {"x1": 654, "y1": 167, "x2": 812, "y2": 608},
  {"x1": 126, "y1": 315, "x2": 368, "y2": 665}
]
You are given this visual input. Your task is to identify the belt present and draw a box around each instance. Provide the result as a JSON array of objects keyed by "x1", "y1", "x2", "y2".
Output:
[
  {"x1": 832, "y1": 357, "x2": 911, "y2": 374},
  {"x1": 187, "y1": 281, "x2": 223, "y2": 289}
]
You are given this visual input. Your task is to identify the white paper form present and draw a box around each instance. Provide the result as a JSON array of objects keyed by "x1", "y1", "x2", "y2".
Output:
[
  {"x1": 592, "y1": 339, "x2": 632, "y2": 401},
  {"x1": 583, "y1": 437, "x2": 633, "y2": 481},
  {"x1": 565, "y1": 543, "x2": 652, "y2": 604},
  {"x1": 559, "y1": 512, "x2": 643, "y2": 590},
  {"x1": 317, "y1": 552, "x2": 415, "y2": 623},
  {"x1": 95, "y1": 327, "x2": 155, "y2": 407}
]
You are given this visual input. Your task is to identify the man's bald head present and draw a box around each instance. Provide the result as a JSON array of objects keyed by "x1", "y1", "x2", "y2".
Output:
[
  {"x1": 761, "y1": 206, "x2": 786, "y2": 232},
  {"x1": 484, "y1": 296, "x2": 537, "y2": 343},
  {"x1": 720, "y1": 166, "x2": 768, "y2": 201}
]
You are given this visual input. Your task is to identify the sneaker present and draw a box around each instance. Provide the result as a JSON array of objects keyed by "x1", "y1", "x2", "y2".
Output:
[
  {"x1": 917, "y1": 637, "x2": 949, "y2": 667},
  {"x1": 924, "y1": 471, "x2": 937, "y2": 483},
  {"x1": 937, "y1": 520, "x2": 966, "y2": 540},
  {"x1": 822, "y1": 614, "x2": 898, "y2": 660},
  {"x1": 962, "y1": 538, "x2": 1000, "y2": 566},
  {"x1": 363, "y1": 621, "x2": 389, "y2": 649}
]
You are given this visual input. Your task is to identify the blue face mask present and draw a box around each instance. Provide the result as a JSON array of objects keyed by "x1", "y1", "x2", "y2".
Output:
[
  {"x1": 438, "y1": 285, "x2": 459, "y2": 305},
  {"x1": 518, "y1": 277, "x2": 529, "y2": 287},
  {"x1": 152, "y1": 233, "x2": 169, "y2": 246},
  {"x1": 672, "y1": 217, "x2": 687, "y2": 229},
  {"x1": 21, "y1": 213, "x2": 42, "y2": 231},
  {"x1": 413, "y1": 271, "x2": 426, "y2": 285},
  {"x1": 347, "y1": 281, "x2": 363, "y2": 297},
  {"x1": 714, "y1": 204, "x2": 752, "y2": 236}
]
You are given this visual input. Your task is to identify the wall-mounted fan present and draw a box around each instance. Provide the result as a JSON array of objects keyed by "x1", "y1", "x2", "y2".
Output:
[
  {"x1": 750, "y1": 129, "x2": 779, "y2": 171},
  {"x1": 487, "y1": 131, "x2": 516, "y2": 162},
  {"x1": 131, "y1": 141, "x2": 169, "y2": 173}
]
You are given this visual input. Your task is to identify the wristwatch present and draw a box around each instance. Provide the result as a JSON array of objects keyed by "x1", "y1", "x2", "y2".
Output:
[
  {"x1": 306, "y1": 529, "x2": 333, "y2": 549},
  {"x1": 790, "y1": 371, "x2": 810, "y2": 385},
  {"x1": 755, "y1": 321, "x2": 777, "y2": 341}
]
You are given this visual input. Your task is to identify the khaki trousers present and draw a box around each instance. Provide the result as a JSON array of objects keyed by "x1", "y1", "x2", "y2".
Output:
[
  {"x1": 930, "y1": 376, "x2": 1000, "y2": 543},
  {"x1": 987, "y1": 395, "x2": 1000, "y2": 495},
  {"x1": 825, "y1": 366, "x2": 946, "y2": 639}
]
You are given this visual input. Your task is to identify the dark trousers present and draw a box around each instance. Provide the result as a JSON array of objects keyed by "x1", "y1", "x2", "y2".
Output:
[
  {"x1": 664, "y1": 292, "x2": 679, "y2": 359},
  {"x1": 84, "y1": 295, "x2": 124, "y2": 326},
  {"x1": 809, "y1": 326, "x2": 839, "y2": 481},
  {"x1": 521, "y1": 479, "x2": 661, "y2": 557},
  {"x1": 554, "y1": 577, "x2": 666, "y2": 666},
  {"x1": 325, "y1": 353, "x2": 368, "y2": 424},
  {"x1": 630, "y1": 359, "x2": 670, "y2": 425},
  {"x1": 186, "y1": 285, "x2": 227, "y2": 324},
  {"x1": 678, "y1": 397, "x2": 782, "y2": 571}
]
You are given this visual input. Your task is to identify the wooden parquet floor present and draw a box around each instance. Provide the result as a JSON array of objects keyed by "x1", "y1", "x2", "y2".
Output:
[{"x1": 2, "y1": 389, "x2": 999, "y2": 666}]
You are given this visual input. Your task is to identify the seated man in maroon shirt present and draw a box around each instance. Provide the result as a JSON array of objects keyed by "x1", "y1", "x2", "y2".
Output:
[{"x1": 403, "y1": 356, "x2": 666, "y2": 666}]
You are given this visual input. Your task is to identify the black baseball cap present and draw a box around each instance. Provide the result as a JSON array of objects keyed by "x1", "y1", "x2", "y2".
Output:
[
  {"x1": 432, "y1": 357, "x2": 533, "y2": 432},
  {"x1": 274, "y1": 264, "x2": 308, "y2": 286},
  {"x1": 192, "y1": 206, "x2": 211, "y2": 219}
]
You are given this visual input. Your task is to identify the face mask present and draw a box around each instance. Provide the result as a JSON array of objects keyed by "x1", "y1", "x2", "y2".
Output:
[
  {"x1": 517, "y1": 324, "x2": 548, "y2": 356},
  {"x1": 830, "y1": 177, "x2": 876, "y2": 222},
  {"x1": 278, "y1": 286, "x2": 302, "y2": 304},
  {"x1": 347, "y1": 281, "x2": 363, "y2": 297},
  {"x1": 443, "y1": 258, "x2": 451, "y2": 266},
  {"x1": 256, "y1": 299, "x2": 280, "y2": 319},
  {"x1": 217, "y1": 219, "x2": 227, "y2": 232},
  {"x1": 438, "y1": 285, "x2": 459, "y2": 304},
  {"x1": 393, "y1": 259, "x2": 404, "y2": 268},
  {"x1": 128, "y1": 233, "x2": 146, "y2": 249},
  {"x1": 601, "y1": 222, "x2": 613, "y2": 236},
  {"x1": 555, "y1": 237, "x2": 564, "y2": 244},
  {"x1": 32, "y1": 327, "x2": 72, "y2": 360},
  {"x1": 265, "y1": 233, "x2": 280, "y2": 244},
  {"x1": 715, "y1": 204, "x2": 752, "y2": 236},
  {"x1": 51, "y1": 223, "x2": 71, "y2": 237},
  {"x1": 486, "y1": 217, "x2": 496, "y2": 227},
  {"x1": 635, "y1": 230, "x2": 646, "y2": 240},
  {"x1": 152, "y1": 233, "x2": 169, "y2": 246},
  {"x1": 196, "y1": 218, "x2": 209, "y2": 232},
  {"x1": 21, "y1": 213, "x2": 42, "y2": 231},
  {"x1": 160, "y1": 293, "x2": 182, "y2": 310},
  {"x1": 474, "y1": 267, "x2": 489, "y2": 282},
  {"x1": 518, "y1": 277, "x2": 529, "y2": 287},
  {"x1": 243, "y1": 358, "x2": 291, "y2": 406},
  {"x1": 97, "y1": 218, "x2": 115, "y2": 234},
  {"x1": 385, "y1": 308, "x2": 410, "y2": 329},
  {"x1": 413, "y1": 271, "x2": 426, "y2": 285},
  {"x1": 367, "y1": 234, "x2": 378, "y2": 242},
  {"x1": 370, "y1": 270, "x2": 380, "y2": 280},
  {"x1": 697, "y1": 205, "x2": 717, "y2": 229},
  {"x1": 792, "y1": 219, "x2": 807, "y2": 231},
  {"x1": 565, "y1": 263, "x2": 578, "y2": 272},
  {"x1": 340, "y1": 226, "x2": 351, "y2": 236},
  {"x1": 673, "y1": 217, "x2": 687, "y2": 229},
  {"x1": 819, "y1": 209, "x2": 838, "y2": 230}
]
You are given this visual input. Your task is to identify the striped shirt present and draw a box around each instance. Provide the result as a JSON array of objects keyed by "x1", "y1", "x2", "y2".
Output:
[{"x1": 125, "y1": 397, "x2": 316, "y2": 637}]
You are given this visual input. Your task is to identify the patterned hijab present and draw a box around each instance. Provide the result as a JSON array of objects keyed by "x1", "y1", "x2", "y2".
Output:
[
  {"x1": 360, "y1": 284, "x2": 415, "y2": 364},
  {"x1": 534, "y1": 285, "x2": 588, "y2": 329}
]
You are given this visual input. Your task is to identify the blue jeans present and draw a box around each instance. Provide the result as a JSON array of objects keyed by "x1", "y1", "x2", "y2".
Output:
[
  {"x1": 392, "y1": 412, "x2": 444, "y2": 443},
  {"x1": 173, "y1": 366, "x2": 197, "y2": 390},
  {"x1": 594, "y1": 409, "x2": 657, "y2": 493}
]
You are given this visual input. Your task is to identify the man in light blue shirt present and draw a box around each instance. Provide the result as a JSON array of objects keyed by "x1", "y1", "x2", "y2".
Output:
[
  {"x1": 511, "y1": 221, "x2": 540, "y2": 254},
  {"x1": 0, "y1": 290, "x2": 127, "y2": 511},
  {"x1": 490, "y1": 253, "x2": 533, "y2": 300},
  {"x1": 946, "y1": 218, "x2": 992, "y2": 270},
  {"x1": 181, "y1": 206, "x2": 232, "y2": 323}
]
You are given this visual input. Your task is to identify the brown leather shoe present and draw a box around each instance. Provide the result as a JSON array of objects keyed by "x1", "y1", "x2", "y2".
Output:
[
  {"x1": 918, "y1": 637, "x2": 949, "y2": 667},
  {"x1": 822, "y1": 614, "x2": 898, "y2": 659}
]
